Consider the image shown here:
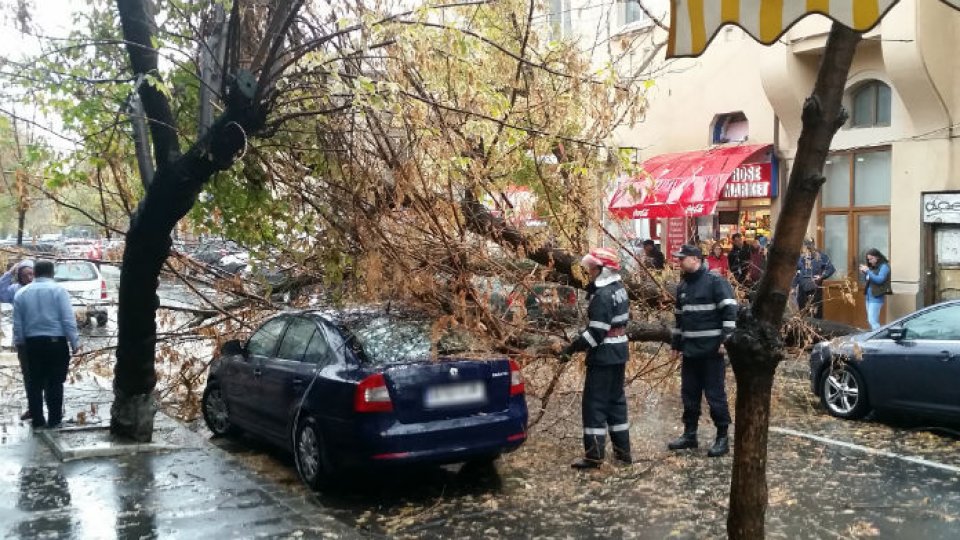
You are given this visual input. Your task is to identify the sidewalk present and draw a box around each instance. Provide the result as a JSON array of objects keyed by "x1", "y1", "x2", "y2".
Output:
[{"x1": 0, "y1": 353, "x2": 360, "y2": 539}]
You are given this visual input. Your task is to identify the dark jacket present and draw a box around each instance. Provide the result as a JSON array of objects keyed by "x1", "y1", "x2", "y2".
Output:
[
  {"x1": 568, "y1": 271, "x2": 630, "y2": 366},
  {"x1": 646, "y1": 247, "x2": 665, "y2": 270},
  {"x1": 727, "y1": 244, "x2": 752, "y2": 283},
  {"x1": 672, "y1": 266, "x2": 738, "y2": 359},
  {"x1": 793, "y1": 251, "x2": 836, "y2": 293}
]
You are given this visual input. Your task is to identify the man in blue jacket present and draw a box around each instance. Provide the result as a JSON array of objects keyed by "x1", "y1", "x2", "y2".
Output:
[
  {"x1": 560, "y1": 247, "x2": 631, "y2": 469},
  {"x1": 1, "y1": 259, "x2": 35, "y2": 421},
  {"x1": 13, "y1": 260, "x2": 81, "y2": 429},
  {"x1": 668, "y1": 245, "x2": 737, "y2": 457}
]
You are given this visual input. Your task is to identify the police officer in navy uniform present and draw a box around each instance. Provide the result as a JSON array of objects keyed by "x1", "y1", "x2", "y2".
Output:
[
  {"x1": 560, "y1": 247, "x2": 632, "y2": 469},
  {"x1": 668, "y1": 245, "x2": 737, "y2": 457}
]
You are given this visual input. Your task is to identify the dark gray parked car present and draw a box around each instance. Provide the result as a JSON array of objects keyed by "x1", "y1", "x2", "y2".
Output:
[{"x1": 809, "y1": 300, "x2": 960, "y2": 423}]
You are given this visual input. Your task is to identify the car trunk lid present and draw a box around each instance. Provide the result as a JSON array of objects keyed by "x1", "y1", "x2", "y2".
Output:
[{"x1": 382, "y1": 357, "x2": 513, "y2": 423}]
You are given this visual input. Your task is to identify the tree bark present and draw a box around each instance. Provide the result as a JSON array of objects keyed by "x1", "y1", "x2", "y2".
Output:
[
  {"x1": 111, "y1": 0, "x2": 268, "y2": 441},
  {"x1": 726, "y1": 23, "x2": 861, "y2": 539}
]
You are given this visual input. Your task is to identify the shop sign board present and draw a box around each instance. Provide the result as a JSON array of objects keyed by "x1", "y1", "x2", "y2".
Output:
[
  {"x1": 922, "y1": 192, "x2": 960, "y2": 224},
  {"x1": 721, "y1": 162, "x2": 773, "y2": 200},
  {"x1": 664, "y1": 217, "x2": 688, "y2": 258}
]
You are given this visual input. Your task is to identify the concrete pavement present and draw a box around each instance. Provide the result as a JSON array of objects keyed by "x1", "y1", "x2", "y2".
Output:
[{"x1": 0, "y1": 354, "x2": 359, "y2": 540}]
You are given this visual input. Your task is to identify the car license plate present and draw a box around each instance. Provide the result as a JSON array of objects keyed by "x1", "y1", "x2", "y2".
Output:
[{"x1": 424, "y1": 382, "x2": 486, "y2": 408}]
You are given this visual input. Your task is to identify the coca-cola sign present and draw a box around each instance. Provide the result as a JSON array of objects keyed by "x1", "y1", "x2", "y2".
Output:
[{"x1": 722, "y1": 162, "x2": 772, "y2": 200}]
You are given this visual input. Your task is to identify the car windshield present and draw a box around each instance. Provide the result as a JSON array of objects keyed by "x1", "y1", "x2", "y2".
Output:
[
  {"x1": 337, "y1": 314, "x2": 486, "y2": 365},
  {"x1": 54, "y1": 262, "x2": 98, "y2": 282}
]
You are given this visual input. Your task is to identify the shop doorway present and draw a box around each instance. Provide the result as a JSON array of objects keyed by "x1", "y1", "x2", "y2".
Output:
[{"x1": 929, "y1": 226, "x2": 960, "y2": 303}]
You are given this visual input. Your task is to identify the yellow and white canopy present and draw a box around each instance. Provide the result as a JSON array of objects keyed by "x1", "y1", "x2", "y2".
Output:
[{"x1": 667, "y1": 0, "x2": 960, "y2": 58}]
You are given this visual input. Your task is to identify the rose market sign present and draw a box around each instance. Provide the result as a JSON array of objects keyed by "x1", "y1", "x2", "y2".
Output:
[{"x1": 721, "y1": 162, "x2": 773, "y2": 200}]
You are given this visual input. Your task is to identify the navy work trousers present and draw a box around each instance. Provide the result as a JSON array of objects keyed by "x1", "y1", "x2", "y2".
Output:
[
  {"x1": 680, "y1": 353, "x2": 731, "y2": 430},
  {"x1": 582, "y1": 363, "x2": 631, "y2": 461}
]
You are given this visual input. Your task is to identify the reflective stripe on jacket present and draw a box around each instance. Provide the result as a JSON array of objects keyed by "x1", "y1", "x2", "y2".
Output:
[
  {"x1": 569, "y1": 271, "x2": 630, "y2": 366},
  {"x1": 672, "y1": 266, "x2": 737, "y2": 359}
]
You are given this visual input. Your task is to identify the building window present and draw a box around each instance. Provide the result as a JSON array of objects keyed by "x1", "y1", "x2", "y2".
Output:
[
  {"x1": 548, "y1": 0, "x2": 572, "y2": 38},
  {"x1": 620, "y1": 1, "x2": 645, "y2": 26},
  {"x1": 819, "y1": 147, "x2": 891, "y2": 280},
  {"x1": 850, "y1": 80, "x2": 892, "y2": 128},
  {"x1": 711, "y1": 112, "x2": 748, "y2": 144}
]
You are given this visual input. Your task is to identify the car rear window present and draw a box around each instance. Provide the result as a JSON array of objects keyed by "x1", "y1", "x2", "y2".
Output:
[
  {"x1": 337, "y1": 315, "x2": 487, "y2": 365},
  {"x1": 54, "y1": 262, "x2": 98, "y2": 282}
]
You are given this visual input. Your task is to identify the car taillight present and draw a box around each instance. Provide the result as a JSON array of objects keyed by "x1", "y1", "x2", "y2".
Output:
[
  {"x1": 508, "y1": 359, "x2": 524, "y2": 396},
  {"x1": 100, "y1": 279, "x2": 107, "y2": 300},
  {"x1": 354, "y1": 373, "x2": 393, "y2": 412}
]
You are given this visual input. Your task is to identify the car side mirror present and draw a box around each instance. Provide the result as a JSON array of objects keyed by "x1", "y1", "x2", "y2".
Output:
[
  {"x1": 220, "y1": 339, "x2": 245, "y2": 356},
  {"x1": 887, "y1": 326, "x2": 905, "y2": 341}
]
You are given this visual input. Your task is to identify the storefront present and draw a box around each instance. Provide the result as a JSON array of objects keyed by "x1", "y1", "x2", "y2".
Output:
[{"x1": 607, "y1": 144, "x2": 777, "y2": 257}]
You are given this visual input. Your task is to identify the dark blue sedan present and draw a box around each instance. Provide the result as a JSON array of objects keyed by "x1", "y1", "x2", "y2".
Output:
[
  {"x1": 809, "y1": 300, "x2": 960, "y2": 423},
  {"x1": 201, "y1": 308, "x2": 528, "y2": 489}
]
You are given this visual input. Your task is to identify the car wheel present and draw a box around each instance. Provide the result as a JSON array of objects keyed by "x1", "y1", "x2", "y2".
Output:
[
  {"x1": 294, "y1": 416, "x2": 334, "y2": 490},
  {"x1": 202, "y1": 384, "x2": 238, "y2": 437},
  {"x1": 820, "y1": 362, "x2": 870, "y2": 420}
]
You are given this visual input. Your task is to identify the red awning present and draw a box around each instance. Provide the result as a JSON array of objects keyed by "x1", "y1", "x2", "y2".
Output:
[{"x1": 608, "y1": 144, "x2": 772, "y2": 219}]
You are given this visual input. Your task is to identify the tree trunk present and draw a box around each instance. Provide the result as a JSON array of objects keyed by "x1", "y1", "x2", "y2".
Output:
[{"x1": 726, "y1": 23, "x2": 861, "y2": 539}]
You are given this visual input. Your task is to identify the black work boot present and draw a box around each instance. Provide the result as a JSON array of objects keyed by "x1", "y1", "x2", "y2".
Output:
[
  {"x1": 707, "y1": 427, "x2": 730, "y2": 457},
  {"x1": 573, "y1": 434, "x2": 605, "y2": 469},
  {"x1": 667, "y1": 429, "x2": 698, "y2": 451},
  {"x1": 570, "y1": 457, "x2": 603, "y2": 470},
  {"x1": 610, "y1": 430, "x2": 632, "y2": 465}
]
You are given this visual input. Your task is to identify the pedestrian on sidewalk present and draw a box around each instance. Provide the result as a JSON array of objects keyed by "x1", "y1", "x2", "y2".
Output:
[
  {"x1": 641, "y1": 239, "x2": 666, "y2": 270},
  {"x1": 793, "y1": 239, "x2": 836, "y2": 319},
  {"x1": 557, "y1": 247, "x2": 632, "y2": 469},
  {"x1": 12, "y1": 260, "x2": 81, "y2": 429},
  {"x1": 668, "y1": 245, "x2": 736, "y2": 458},
  {"x1": 860, "y1": 248, "x2": 891, "y2": 330},
  {"x1": 1, "y1": 260, "x2": 35, "y2": 421}
]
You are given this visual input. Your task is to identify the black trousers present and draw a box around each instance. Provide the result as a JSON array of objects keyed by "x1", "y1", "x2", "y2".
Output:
[
  {"x1": 797, "y1": 286, "x2": 824, "y2": 319},
  {"x1": 582, "y1": 363, "x2": 631, "y2": 461},
  {"x1": 24, "y1": 337, "x2": 70, "y2": 428},
  {"x1": 680, "y1": 353, "x2": 731, "y2": 431}
]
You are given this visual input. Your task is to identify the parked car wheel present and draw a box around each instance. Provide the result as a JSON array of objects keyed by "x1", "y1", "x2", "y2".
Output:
[
  {"x1": 820, "y1": 363, "x2": 870, "y2": 420},
  {"x1": 202, "y1": 384, "x2": 239, "y2": 437},
  {"x1": 294, "y1": 416, "x2": 334, "y2": 490}
]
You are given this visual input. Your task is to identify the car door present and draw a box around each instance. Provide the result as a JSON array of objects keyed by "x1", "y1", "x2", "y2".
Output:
[
  {"x1": 225, "y1": 317, "x2": 287, "y2": 430},
  {"x1": 257, "y1": 317, "x2": 323, "y2": 442},
  {"x1": 869, "y1": 305, "x2": 960, "y2": 416}
]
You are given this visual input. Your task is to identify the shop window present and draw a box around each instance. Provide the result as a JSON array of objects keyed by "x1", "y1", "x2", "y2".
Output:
[
  {"x1": 850, "y1": 81, "x2": 892, "y2": 128},
  {"x1": 712, "y1": 112, "x2": 748, "y2": 144}
]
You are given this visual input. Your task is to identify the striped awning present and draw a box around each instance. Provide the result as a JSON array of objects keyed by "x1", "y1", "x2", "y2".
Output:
[{"x1": 667, "y1": 0, "x2": 960, "y2": 58}]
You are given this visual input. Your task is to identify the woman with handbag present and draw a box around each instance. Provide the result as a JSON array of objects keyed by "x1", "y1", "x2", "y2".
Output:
[{"x1": 859, "y1": 248, "x2": 891, "y2": 330}]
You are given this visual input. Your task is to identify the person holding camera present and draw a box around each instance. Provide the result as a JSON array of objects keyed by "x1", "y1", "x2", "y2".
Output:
[{"x1": 860, "y1": 248, "x2": 891, "y2": 330}]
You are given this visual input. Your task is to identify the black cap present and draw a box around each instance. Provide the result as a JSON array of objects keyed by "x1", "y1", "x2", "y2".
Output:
[{"x1": 673, "y1": 244, "x2": 703, "y2": 258}]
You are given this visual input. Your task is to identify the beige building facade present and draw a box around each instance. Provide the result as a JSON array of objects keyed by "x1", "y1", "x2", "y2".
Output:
[{"x1": 566, "y1": 0, "x2": 960, "y2": 326}]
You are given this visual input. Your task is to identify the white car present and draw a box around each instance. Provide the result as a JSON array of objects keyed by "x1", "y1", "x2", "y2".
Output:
[
  {"x1": 54, "y1": 261, "x2": 109, "y2": 327},
  {"x1": 61, "y1": 239, "x2": 101, "y2": 260}
]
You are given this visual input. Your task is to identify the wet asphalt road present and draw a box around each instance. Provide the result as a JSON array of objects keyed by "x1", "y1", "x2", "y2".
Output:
[{"x1": 201, "y1": 365, "x2": 960, "y2": 539}]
